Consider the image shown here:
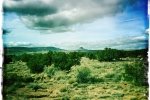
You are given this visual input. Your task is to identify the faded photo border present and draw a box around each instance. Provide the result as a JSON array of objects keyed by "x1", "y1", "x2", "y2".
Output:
[
  {"x1": 0, "y1": 0, "x2": 3, "y2": 100},
  {"x1": 0, "y1": 0, "x2": 149, "y2": 100}
]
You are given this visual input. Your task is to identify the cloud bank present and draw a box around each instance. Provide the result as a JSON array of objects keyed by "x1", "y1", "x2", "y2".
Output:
[
  {"x1": 3, "y1": 0, "x2": 144, "y2": 31},
  {"x1": 5, "y1": 35, "x2": 147, "y2": 50},
  {"x1": 4, "y1": 41, "x2": 32, "y2": 47}
]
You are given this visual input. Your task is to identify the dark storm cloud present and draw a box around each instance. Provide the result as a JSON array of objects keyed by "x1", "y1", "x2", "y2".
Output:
[
  {"x1": 3, "y1": 0, "x2": 146, "y2": 31},
  {"x1": 3, "y1": 0, "x2": 57, "y2": 16},
  {"x1": 33, "y1": 16, "x2": 70, "y2": 28}
]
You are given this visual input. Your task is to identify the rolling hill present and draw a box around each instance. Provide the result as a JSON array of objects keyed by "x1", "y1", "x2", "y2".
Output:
[{"x1": 4, "y1": 47, "x2": 65, "y2": 55}]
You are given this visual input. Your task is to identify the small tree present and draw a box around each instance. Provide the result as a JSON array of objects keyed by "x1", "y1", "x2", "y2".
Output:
[
  {"x1": 124, "y1": 61, "x2": 147, "y2": 85},
  {"x1": 52, "y1": 52, "x2": 80, "y2": 71},
  {"x1": 27, "y1": 54, "x2": 45, "y2": 73},
  {"x1": 77, "y1": 67, "x2": 91, "y2": 83}
]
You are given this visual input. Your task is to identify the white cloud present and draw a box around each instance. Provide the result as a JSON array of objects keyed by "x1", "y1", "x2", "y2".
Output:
[
  {"x1": 5, "y1": 41, "x2": 32, "y2": 47},
  {"x1": 48, "y1": 35, "x2": 148, "y2": 50},
  {"x1": 132, "y1": 36, "x2": 147, "y2": 41}
]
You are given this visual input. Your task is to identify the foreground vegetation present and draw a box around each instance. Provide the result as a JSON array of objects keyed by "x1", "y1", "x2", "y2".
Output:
[{"x1": 3, "y1": 48, "x2": 148, "y2": 99}]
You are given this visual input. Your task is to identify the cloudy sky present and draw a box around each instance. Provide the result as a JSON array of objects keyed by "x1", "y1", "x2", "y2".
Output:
[{"x1": 2, "y1": 0, "x2": 149, "y2": 50}]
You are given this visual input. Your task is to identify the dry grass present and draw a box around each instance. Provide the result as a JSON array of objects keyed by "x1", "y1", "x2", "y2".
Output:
[{"x1": 4, "y1": 57, "x2": 148, "y2": 100}]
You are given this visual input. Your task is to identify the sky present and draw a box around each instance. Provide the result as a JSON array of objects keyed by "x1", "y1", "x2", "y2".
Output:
[{"x1": 2, "y1": 0, "x2": 149, "y2": 50}]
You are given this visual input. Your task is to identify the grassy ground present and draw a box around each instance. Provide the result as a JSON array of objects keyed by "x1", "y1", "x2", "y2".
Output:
[{"x1": 3, "y1": 57, "x2": 148, "y2": 100}]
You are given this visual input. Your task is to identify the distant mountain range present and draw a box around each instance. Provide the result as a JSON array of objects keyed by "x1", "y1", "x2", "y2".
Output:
[
  {"x1": 4, "y1": 46, "x2": 92, "y2": 55},
  {"x1": 4, "y1": 46, "x2": 148, "y2": 55},
  {"x1": 4, "y1": 47, "x2": 65, "y2": 55}
]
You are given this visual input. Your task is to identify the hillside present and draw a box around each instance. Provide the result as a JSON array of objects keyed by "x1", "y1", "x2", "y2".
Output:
[
  {"x1": 4, "y1": 57, "x2": 148, "y2": 100},
  {"x1": 4, "y1": 47, "x2": 64, "y2": 55}
]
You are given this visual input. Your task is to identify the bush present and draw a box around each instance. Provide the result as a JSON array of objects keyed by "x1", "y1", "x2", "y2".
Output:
[
  {"x1": 68, "y1": 52, "x2": 81, "y2": 65},
  {"x1": 19, "y1": 53, "x2": 32, "y2": 62},
  {"x1": 27, "y1": 61, "x2": 45, "y2": 73},
  {"x1": 62, "y1": 96, "x2": 70, "y2": 100},
  {"x1": 60, "y1": 87, "x2": 68, "y2": 92},
  {"x1": 44, "y1": 66, "x2": 56, "y2": 78},
  {"x1": 77, "y1": 67, "x2": 91, "y2": 83},
  {"x1": 27, "y1": 83, "x2": 42, "y2": 91},
  {"x1": 97, "y1": 48, "x2": 120, "y2": 61},
  {"x1": 3, "y1": 73, "x2": 22, "y2": 85},
  {"x1": 3, "y1": 55, "x2": 13, "y2": 64},
  {"x1": 3, "y1": 72, "x2": 34, "y2": 86},
  {"x1": 76, "y1": 67, "x2": 104, "y2": 83},
  {"x1": 53, "y1": 52, "x2": 68, "y2": 70},
  {"x1": 123, "y1": 61, "x2": 147, "y2": 85},
  {"x1": 89, "y1": 77, "x2": 104, "y2": 83},
  {"x1": 53, "y1": 52, "x2": 80, "y2": 71},
  {"x1": 105, "y1": 73, "x2": 122, "y2": 82},
  {"x1": 42, "y1": 51, "x2": 53, "y2": 66},
  {"x1": 23, "y1": 76, "x2": 34, "y2": 83},
  {"x1": 27, "y1": 54, "x2": 46, "y2": 73},
  {"x1": 86, "y1": 52, "x2": 96, "y2": 60}
]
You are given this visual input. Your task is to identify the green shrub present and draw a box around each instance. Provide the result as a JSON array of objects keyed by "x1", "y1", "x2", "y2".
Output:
[
  {"x1": 62, "y1": 95, "x2": 70, "y2": 100},
  {"x1": 68, "y1": 52, "x2": 81, "y2": 65},
  {"x1": 3, "y1": 73, "x2": 22, "y2": 85},
  {"x1": 86, "y1": 52, "x2": 96, "y2": 60},
  {"x1": 53, "y1": 52, "x2": 69, "y2": 70},
  {"x1": 112, "y1": 74, "x2": 123, "y2": 82},
  {"x1": 123, "y1": 61, "x2": 147, "y2": 85},
  {"x1": 23, "y1": 76, "x2": 34, "y2": 83},
  {"x1": 27, "y1": 54, "x2": 45, "y2": 73},
  {"x1": 97, "y1": 48, "x2": 120, "y2": 61},
  {"x1": 105, "y1": 73, "x2": 115, "y2": 78},
  {"x1": 27, "y1": 61, "x2": 44, "y2": 73},
  {"x1": 44, "y1": 66, "x2": 56, "y2": 78},
  {"x1": 89, "y1": 77, "x2": 104, "y2": 83},
  {"x1": 76, "y1": 67, "x2": 104, "y2": 83},
  {"x1": 105, "y1": 73, "x2": 122, "y2": 82},
  {"x1": 60, "y1": 87, "x2": 68, "y2": 92},
  {"x1": 77, "y1": 67, "x2": 91, "y2": 83},
  {"x1": 42, "y1": 52, "x2": 53, "y2": 66},
  {"x1": 27, "y1": 83, "x2": 42, "y2": 91},
  {"x1": 19, "y1": 53, "x2": 32, "y2": 62},
  {"x1": 25, "y1": 53, "x2": 53, "y2": 73},
  {"x1": 4, "y1": 82, "x2": 25, "y2": 94},
  {"x1": 3, "y1": 72, "x2": 34, "y2": 89},
  {"x1": 53, "y1": 52, "x2": 80, "y2": 71},
  {"x1": 73, "y1": 82, "x2": 78, "y2": 87},
  {"x1": 3, "y1": 55, "x2": 13, "y2": 64}
]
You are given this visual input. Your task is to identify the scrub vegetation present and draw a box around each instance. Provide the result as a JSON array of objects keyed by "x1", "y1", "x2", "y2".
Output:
[{"x1": 3, "y1": 48, "x2": 148, "y2": 100}]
